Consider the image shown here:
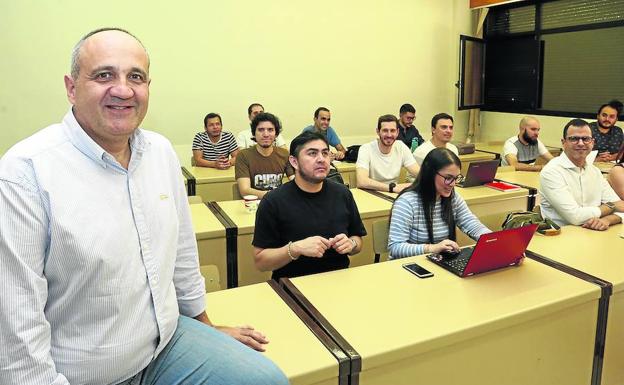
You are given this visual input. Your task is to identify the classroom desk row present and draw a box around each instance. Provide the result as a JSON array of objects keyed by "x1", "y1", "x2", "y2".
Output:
[
  {"x1": 205, "y1": 224, "x2": 624, "y2": 385},
  {"x1": 182, "y1": 152, "x2": 498, "y2": 202},
  {"x1": 191, "y1": 183, "x2": 535, "y2": 290}
]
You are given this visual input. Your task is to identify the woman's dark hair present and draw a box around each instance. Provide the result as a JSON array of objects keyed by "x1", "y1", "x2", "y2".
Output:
[{"x1": 394, "y1": 147, "x2": 462, "y2": 243}]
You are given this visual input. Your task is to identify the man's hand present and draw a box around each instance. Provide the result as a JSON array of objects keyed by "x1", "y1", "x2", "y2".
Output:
[
  {"x1": 292, "y1": 236, "x2": 331, "y2": 258},
  {"x1": 596, "y1": 152, "x2": 613, "y2": 162},
  {"x1": 334, "y1": 151, "x2": 345, "y2": 160},
  {"x1": 217, "y1": 325, "x2": 269, "y2": 352},
  {"x1": 582, "y1": 217, "x2": 610, "y2": 231},
  {"x1": 329, "y1": 233, "x2": 355, "y2": 255},
  {"x1": 216, "y1": 156, "x2": 231, "y2": 170},
  {"x1": 394, "y1": 183, "x2": 411, "y2": 194}
]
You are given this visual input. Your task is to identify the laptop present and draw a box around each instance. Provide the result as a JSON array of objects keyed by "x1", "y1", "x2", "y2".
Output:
[
  {"x1": 426, "y1": 224, "x2": 538, "y2": 277},
  {"x1": 456, "y1": 159, "x2": 500, "y2": 188}
]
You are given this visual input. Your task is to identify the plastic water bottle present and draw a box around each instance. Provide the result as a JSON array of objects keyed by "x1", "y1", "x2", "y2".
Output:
[{"x1": 410, "y1": 138, "x2": 420, "y2": 152}]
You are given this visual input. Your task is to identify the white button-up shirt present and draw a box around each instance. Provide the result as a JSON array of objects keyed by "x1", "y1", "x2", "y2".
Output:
[
  {"x1": 539, "y1": 151, "x2": 623, "y2": 226},
  {"x1": 0, "y1": 110, "x2": 205, "y2": 385}
]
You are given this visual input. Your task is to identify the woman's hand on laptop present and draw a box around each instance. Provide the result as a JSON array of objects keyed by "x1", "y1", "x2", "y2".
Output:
[{"x1": 428, "y1": 239, "x2": 460, "y2": 254}]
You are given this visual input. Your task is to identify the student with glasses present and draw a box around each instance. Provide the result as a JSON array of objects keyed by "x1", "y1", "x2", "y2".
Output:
[
  {"x1": 540, "y1": 119, "x2": 624, "y2": 230},
  {"x1": 387, "y1": 148, "x2": 491, "y2": 259}
]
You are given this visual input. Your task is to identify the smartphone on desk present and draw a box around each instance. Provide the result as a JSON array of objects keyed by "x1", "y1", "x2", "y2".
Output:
[{"x1": 402, "y1": 263, "x2": 434, "y2": 278}]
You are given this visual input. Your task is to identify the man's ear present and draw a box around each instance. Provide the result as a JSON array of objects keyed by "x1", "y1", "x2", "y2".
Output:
[
  {"x1": 289, "y1": 155, "x2": 298, "y2": 170},
  {"x1": 64, "y1": 75, "x2": 76, "y2": 105}
]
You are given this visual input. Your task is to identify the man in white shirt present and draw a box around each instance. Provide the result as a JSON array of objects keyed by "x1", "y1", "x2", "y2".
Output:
[
  {"x1": 540, "y1": 118, "x2": 624, "y2": 230},
  {"x1": 236, "y1": 103, "x2": 287, "y2": 149},
  {"x1": 413, "y1": 113, "x2": 459, "y2": 166},
  {"x1": 501, "y1": 116, "x2": 554, "y2": 171},
  {"x1": 0, "y1": 28, "x2": 286, "y2": 385},
  {"x1": 356, "y1": 114, "x2": 420, "y2": 193}
]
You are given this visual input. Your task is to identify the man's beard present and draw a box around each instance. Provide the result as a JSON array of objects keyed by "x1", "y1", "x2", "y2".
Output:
[
  {"x1": 298, "y1": 167, "x2": 327, "y2": 184},
  {"x1": 598, "y1": 120, "x2": 613, "y2": 130},
  {"x1": 522, "y1": 131, "x2": 537, "y2": 145}
]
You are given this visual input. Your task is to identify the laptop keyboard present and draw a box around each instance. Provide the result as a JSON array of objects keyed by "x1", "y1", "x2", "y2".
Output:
[{"x1": 440, "y1": 248, "x2": 473, "y2": 272}]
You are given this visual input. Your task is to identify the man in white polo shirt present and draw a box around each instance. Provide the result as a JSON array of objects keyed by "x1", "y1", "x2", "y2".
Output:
[
  {"x1": 501, "y1": 116, "x2": 553, "y2": 171},
  {"x1": 413, "y1": 113, "x2": 459, "y2": 166},
  {"x1": 356, "y1": 114, "x2": 420, "y2": 193}
]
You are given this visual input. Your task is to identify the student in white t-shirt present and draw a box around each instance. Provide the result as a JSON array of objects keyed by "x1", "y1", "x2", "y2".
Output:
[
  {"x1": 501, "y1": 116, "x2": 553, "y2": 171},
  {"x1": 356, "y1": 114, "x2": 420, "y2": 193},
  {"x1": 413, "y1": 113, "x2": 459, "y2": 166},
  {"x1": 236, "y1": 103, "x2": 287, "y2": 149}
]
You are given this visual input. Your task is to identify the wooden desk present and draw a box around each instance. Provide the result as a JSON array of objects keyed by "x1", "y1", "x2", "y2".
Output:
[
  {"x1": 595, "y1": 161, "x2": 616, "y2": 174},
  {"x1": 495, "y1": 170, "x2": 541, "y2": 209},
  {"x1": 205, "y1": 282, "x2": 345, "y2": 385},
  {"x1": 333, "y1": 161, "x2": 357, "y2": 187},
  {"x1": 186, "y1": 166, "x2": 237, "y2": 202},
  {"x1": 282, "y1": 256, "x2": 600, "y2": 385},
  {"x1": 458, "y1": 152, "x2": 497, "y2": 175},
  {"x1": 213, "y1": 187, "x2": 392, "y2": 288},
  {"x1": 528, "y1": 225, "x2": 624, "y2": 385},
  {"x1": 372, "y1": 186, "x2": 530, "y2": 246},
  {"x1": 475, "y1": 142, "x2": 562, "y2": 159},
  {"x1": 190, "y1": 203, "x2": 227, "y2": 290}
]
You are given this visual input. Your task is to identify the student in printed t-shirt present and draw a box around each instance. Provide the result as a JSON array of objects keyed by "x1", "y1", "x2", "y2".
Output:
[
  {"x1": 501, "y1": 116, "x2": 553, "y2": 171},
  {"x1": 356, "y1": 114, "x2": 420, "y2": 194},
  {"x1": 236, "y1": 103, "x2": 287, "y2": 149},
  {"x1": 590, "y1": 100, "x2": 623, "y2": 162},
  {"x1": 412, "y1": 113, "x2": 459, "y2": 166},
  {"x1": 235, "y1": 112, "x2": 294, "y2": 198},
  {"x1": 192, "y1": 113, "x2": 239, "y2": 169}
]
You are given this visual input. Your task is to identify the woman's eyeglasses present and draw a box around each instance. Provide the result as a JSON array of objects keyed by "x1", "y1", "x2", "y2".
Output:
[{"x1": 437, "y1": 173, "x2": 464, "y2": 185}]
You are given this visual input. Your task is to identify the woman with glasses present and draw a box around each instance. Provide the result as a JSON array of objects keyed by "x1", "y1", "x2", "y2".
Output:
[
  {"x1": 388, "y1": 148, "x2": 491, "y2": 259},
  {"x1": 608, "y1": 143, "x2": 624, "y2": 200}
]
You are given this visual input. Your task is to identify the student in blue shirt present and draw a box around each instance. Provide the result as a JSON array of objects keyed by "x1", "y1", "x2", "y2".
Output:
[{"x1": 302, "y1": 107, "x2": 347, "y2": 160}]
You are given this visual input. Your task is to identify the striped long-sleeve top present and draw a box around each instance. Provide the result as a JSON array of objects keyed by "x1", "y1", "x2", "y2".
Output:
[{"x1": 388, "y1": 190, "x2": 491, "y2": 259}]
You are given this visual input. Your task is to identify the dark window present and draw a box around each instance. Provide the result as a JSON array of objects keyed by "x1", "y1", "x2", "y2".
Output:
[{"x1": 478, "y1": 0, "x2": 624, "y2": 118}]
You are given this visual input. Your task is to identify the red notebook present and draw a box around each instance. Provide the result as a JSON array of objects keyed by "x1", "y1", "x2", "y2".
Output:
[{"x1": 484, "y1": 181, "x2": 521, "y2": 191}]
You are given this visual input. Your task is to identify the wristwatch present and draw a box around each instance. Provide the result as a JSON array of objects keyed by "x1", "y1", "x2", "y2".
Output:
[
  {"x1": 389, "y1": 182, "x2": 396, "y2": 193},
  {"x1": 605, "y1": 202, "x2": 616, "y2": 214}
]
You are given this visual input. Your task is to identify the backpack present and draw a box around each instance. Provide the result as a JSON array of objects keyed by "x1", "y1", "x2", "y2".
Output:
[
  {"x1": 343, "y1": 145, "x2": 360, "y2": 163},
  {"x1": 502, "y1": 211, "x2": 561, "y2": 236}
]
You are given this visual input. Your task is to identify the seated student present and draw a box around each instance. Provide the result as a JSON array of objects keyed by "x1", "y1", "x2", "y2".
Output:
[
  {"x1": 397, "y1": 103, "x2": 425, "y2": 150},
  {"x1": 540, "y1": 119, "x2": 624, "y2": 230},
  {"x1": 413, "y1": 113, "x2": 459, "y2": 166},
  {"x1": 356, "y1": 114, "x2": 420, "y2": 193},
  {"x1": 252, "y1": 131, "x2": 367, "y2": 280},
  {"x1": 192, "y1": 113, "x2": 239, "y2": 169},
  {"x1": 501, "y1": 116, "x2": 554, "y2": 171},
  {"x1": 302, "y1": 107, "x2": 347, "y2": 160},
  {"x1": 590, "y1": 100, "x2": 623, "y2": 162},
  {"x1": 608, "y1": 143, "x2": 624, "y2": 200},
  {"x1": 388, "y1": 148, "x2": 491, "y2": 259},
  {"x1": 236, "y1": 112, "x2": 294, "y2": 198},
  {"x1": 236, "y1": 103, "x2": 287, "y2": 149}
]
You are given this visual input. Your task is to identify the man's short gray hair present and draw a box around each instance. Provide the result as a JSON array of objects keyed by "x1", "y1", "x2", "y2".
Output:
[{"x1": 70, "y1": 27, "x2": 148, "y2": 79}]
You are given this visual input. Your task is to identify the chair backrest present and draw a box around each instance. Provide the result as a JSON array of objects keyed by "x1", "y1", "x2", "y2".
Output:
[
  {"x1": 372, "y1": 219, "x2": 390, "y2": 263},
  {"x1": 200, "y1": 265, "x2": 221, "y2": 293},
  {"x1": 232, "y1": 182, "x2": 243, "y2": 200}
]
